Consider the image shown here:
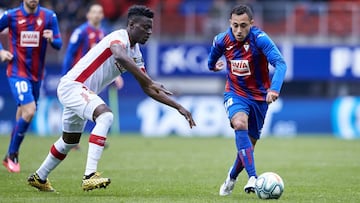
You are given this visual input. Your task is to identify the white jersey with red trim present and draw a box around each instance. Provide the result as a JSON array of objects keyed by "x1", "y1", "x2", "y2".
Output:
[{"x1": 62, "y1": 29, "x2": 145, "y2": 94}]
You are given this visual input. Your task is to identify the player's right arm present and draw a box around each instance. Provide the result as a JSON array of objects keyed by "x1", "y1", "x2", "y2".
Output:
[
  {"x1": 208, "y1": 35, "x2": 225, "y2": 72},
  {"x1": 110, "y1": 42, "x2": 196, "y2": 128},
  {"x1": 110, "y1": 42, "x2": 171, "y2": 95},
  {"x1": 0, "y1": 10, "x2": 13, "y2": 62}
]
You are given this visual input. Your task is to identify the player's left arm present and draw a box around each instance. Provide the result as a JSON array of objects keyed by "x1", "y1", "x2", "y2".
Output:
[
  {"x1": 256, "y1": 32, "x2": 287, "y2": 95},
  {"x1": 44, "y1": 12, "x2": 62, "y2": 50}
]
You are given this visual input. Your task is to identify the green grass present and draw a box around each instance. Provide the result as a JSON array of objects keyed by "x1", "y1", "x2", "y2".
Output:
[{"x1": 0, "y1": 135, "x2": 359, "y2": 203}]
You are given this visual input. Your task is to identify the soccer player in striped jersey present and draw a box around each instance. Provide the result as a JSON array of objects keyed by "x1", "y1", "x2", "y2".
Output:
[
  {"x1": 0, "y1": 0, "x2": 62, "y2": 173},
  {"x1": 27, "y1": 5, "x2": 196, "y2": 192},
  {"x1": 208, "y1": 4, "x2": 287, "y2": 196},
  {"x1": 62, "y1": 4, "x2": 105, "y2": 75}
]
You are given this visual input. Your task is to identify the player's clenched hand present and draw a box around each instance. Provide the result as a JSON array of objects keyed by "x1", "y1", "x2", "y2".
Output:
[
  {"x1": 113, "y1": 76, "x2": 124, "y2": 89},
  {"x1": 178, "y1": 106, "x2": 196, "y2": 129},
  {"x1": 43, "y1": 29, "x2": 54, "y2": 43},
  {"x1": 150, "y1": 81, "x2": 173, "y2": 95},
  {"x1": 0, "y1": 50, "x2": 14, "y2": 62},
  {"x1": 212, "y1": 60, "x2": 225, "y2": 72},
  {"x1": 266, "y1": 91, "x2": 279, "y2": 104}
]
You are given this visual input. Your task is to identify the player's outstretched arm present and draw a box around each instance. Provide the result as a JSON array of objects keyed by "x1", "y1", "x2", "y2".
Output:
[
  {"x1": 110, "y1": 43, "x2": 171, "y2": 94},
  {"x1": 110, "y1": 43, "x2": 196, "y2": 128},
  {"x1": 146, "y1": 87, "x2": 196, "y2": 129}
]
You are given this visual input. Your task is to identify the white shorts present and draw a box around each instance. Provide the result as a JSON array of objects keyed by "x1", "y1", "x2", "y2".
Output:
[{"x1": 57, "y1": 78, "x2": 105, "y2": 133}]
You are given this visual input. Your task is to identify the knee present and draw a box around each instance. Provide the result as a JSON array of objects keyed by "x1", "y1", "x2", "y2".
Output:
[
  {"x1": 96, "y1": 112, "x2": 114, "y2": 127},
  {"x1": 93, "y1": 104, "x2": 112, "y2": 121},
  {"x1": 22, "y1": 106, "x2": 36, "y2": 121},
  {"x1": 231, "y1": 119, "x2": 247, "y2": 130}
]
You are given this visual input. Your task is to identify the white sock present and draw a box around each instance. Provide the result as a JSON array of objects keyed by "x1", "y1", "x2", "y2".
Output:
[
  {"x1": 85, "y1": 112, "x2": 113, "y2": 176},
  {"x1": 36, "y1": 137, "x2": 77, "y2": 180}
]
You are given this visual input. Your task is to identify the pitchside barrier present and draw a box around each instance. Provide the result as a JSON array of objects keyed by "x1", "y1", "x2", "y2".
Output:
[{"x1": 1, "y1": 43, "x2": 360, "y2": 139}]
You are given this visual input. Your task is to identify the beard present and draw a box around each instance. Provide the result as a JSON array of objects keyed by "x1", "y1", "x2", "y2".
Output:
[{"x1": 25, "y1": 0, "x2": 39, "y2": 11}]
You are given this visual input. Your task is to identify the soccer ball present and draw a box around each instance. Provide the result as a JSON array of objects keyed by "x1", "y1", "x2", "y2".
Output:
[{"x1": 254, "y1": 172, "x2": 284, "y2": 199}]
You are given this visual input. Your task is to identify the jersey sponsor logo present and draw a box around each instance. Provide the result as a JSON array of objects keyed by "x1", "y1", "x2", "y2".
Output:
[
  {"x1": 18, "y1": 19, "x2": 26, "y2": 24},
  {"x1": 230, "y1": 59, "x2": 251, "y2": 76},
  {"x1": 20, "y1": 31, "x2": 40, "y2": 47}
]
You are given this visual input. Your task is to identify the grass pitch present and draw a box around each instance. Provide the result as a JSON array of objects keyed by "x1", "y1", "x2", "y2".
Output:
[{"x1": 0, "y1": 134, "x2": 359, "y2": 203}]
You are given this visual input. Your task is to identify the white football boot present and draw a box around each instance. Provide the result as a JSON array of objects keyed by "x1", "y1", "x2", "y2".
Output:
[
  {"x1": 219, "y1": 168, "x2": 237, "y2": 196},
  {"x1": 244, "y1": 176, "x2": 257, "y2": 193}
]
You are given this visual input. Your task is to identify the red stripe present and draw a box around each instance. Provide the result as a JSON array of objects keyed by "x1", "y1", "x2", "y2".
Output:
[
  {"x1": 110, "y1": 40, "x2": 122, "y2": 46},
  {"x1": 15, "y1": 10, "x2": 28, "y2": 79},
  {"x1": 7, "y1": 15, "x2": 14, "y2": 78},
  {"x1": 241, "y1": 42, "x2": 259, "y2": 100},
  {"x1": 75, "y1": 48, "x2": 112, "y2": 83},
  {"x1": 238, "y1": 147, "x2": 254, "y2": 166},
  {"x1": 50, "y1": 145, "x2": 66, "y2": 160},
  {"x1": 224, "y1": 35, "x2": 235, "y2": 93},
  {"x1": 73, "y1": 43, "x2": 83, "y2": 66},
  {"x1": 259, "y1": 53, "x2": 270, "y2": 91},
  {"x1": 245, "y1": 147, "x2": 253, "y2": 165},
  {"x1": 31, "y1": 11, "x2": 45, "y2": 81},
  {"x1": 88, "y1": 27, "x2": 97, "y2": 47},
  {"x1": 89, "y1": 134, "x2": 106, "y2": 146},
  {"x1": 235, "y1": 153, "x2": 244, "y2": 170}
]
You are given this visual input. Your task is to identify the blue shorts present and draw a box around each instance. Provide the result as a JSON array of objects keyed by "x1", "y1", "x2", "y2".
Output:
[
  {"x1": 224, "y1": 92, "x2": 268, "y2": 139},
  {"x1": 8, "y1": 77, "x2": 41, "y2": 106}
]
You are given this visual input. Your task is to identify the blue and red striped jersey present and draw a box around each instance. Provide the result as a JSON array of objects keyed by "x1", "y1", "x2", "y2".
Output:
[
  {"x1": 61, "y1": 22, "x2": 105, "y2": 75},
  {"x1": 0, "y1": 3, "x2": 62, "y2": 82},
  {"x1": 208, "y1": 26, "x2": 287, "y2": 101}
]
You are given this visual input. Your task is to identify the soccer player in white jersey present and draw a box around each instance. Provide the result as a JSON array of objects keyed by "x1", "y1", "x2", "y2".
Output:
[{"x1": 27, "y1": 5, "x2": 196, "y2": 192}]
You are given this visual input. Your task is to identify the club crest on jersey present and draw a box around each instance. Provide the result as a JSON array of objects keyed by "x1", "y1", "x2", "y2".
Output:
[
  {"x1": 243, "y1": 42, "x2": 249, "y2": 52},
  {"x1": 20, "y1": 31, "x2": 40, "y2": 47},
  {"x1": 36, "y1": 18, "x2": 43, "y2": 26},
  {"x1": 230, "y1": 59, "x2": 251, "y2": 76},
  {"x1": 89, "y1": 32, "x2": 96, "y2": 39}
]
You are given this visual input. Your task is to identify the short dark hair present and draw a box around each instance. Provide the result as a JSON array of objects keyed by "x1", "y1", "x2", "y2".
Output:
[
  {"x1": 127, "y1": 5, "x2": 154, "y2": 22},
  {"x1": 230, "y1": 5, "x2": 253, "y2": 20}
]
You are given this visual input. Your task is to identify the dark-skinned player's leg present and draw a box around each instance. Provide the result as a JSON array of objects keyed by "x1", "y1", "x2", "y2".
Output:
[{"x1": 82, "y1": 104, "x2": 113, "y2": 191}]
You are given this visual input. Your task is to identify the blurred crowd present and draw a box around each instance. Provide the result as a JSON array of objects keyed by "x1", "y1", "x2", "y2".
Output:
[
  {"x1": 0, "y1": 0, "x2": 160, "y2": 39},
  {"x1": 1, "y1": 0, "x2": 360, "y2": 43},
  {"x1": 0, "y1": 0, "x2": 278, "y2": 38}
]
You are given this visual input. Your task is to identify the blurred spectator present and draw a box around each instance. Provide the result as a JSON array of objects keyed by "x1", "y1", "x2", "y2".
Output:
[{"x1": 97, "y1": 0, "x2": 159, "y2": 21}]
